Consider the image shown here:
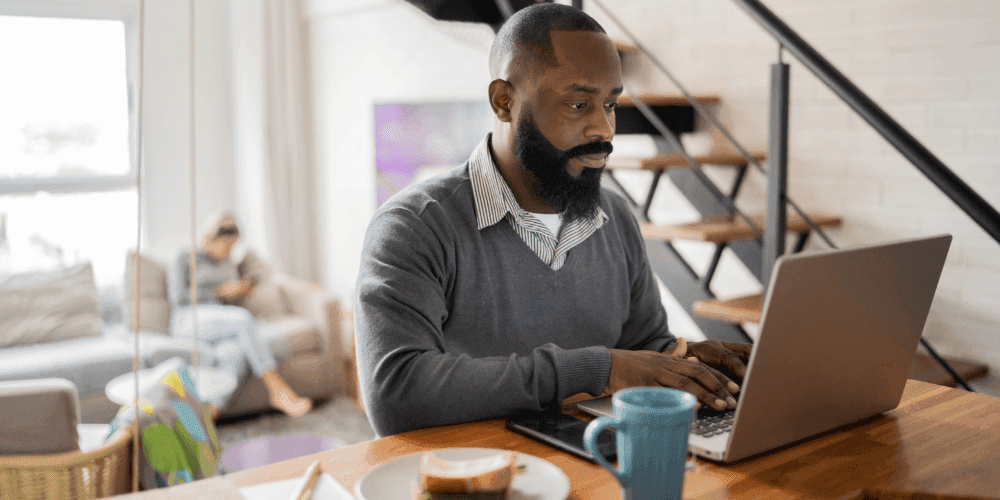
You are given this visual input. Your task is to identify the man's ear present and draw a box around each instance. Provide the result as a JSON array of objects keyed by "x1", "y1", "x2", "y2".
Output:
[{"x1": 488, "y1": 79, "x2": 514, "y2": 123}]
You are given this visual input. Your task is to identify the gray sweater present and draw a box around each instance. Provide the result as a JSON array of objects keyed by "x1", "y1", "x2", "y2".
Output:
[
  {"x1": 173, "y1": 251, "x2": 239, "y2": 306},
  {"x1": 355, "y1": 164, "x2": 676, "y2": 437}
]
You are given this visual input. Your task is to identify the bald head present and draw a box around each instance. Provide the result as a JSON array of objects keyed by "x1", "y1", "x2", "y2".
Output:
[
  {"x1": 488, "y1": 4, "x2": 607, "y2": 82},
  {"x1": 485, "y1": 3, "x2": 621, "y2": 221}
]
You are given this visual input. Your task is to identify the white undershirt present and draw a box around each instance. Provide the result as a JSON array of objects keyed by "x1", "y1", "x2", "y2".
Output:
[{"x1": 531, "y1": 212, "x2": 563, "y2": 239}]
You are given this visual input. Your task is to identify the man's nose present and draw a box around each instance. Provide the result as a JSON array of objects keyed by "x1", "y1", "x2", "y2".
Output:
[{"x1": 586, "y1": 107, "x2": 614, "y2": 143}]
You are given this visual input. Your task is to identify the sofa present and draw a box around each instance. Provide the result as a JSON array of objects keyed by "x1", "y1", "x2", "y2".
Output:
[{"x1": 0, "y1": 253, "x2": 351, "y2": 424}]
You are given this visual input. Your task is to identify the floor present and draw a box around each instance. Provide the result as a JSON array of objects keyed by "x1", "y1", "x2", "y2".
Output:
[{"x1": 214, "y1": 395, "x2": 377, "y2": 468}]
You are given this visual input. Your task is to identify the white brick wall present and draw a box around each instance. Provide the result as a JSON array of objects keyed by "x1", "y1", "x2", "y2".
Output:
[
  {"x1": 588, "y1": 0, "x2": 1000, "y2": 394},
  {"x1": 307, "y1": 0, "x2": 1000, "y2": 394}
]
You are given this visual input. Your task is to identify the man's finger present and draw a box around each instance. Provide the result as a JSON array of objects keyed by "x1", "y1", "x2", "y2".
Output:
[
  {"x1": 657, "y1": 371, "x2": 728, "y2": 411},
  {"x1": 665, "y1": 337, "x2": 687, "y2": 358},
  {"x1": 698, "y1": 362, "x2": 739, "y2": 404},
  {"x1": 678, "y1": 353, "x2": 741, "y2": 396},
  {"x1": 720, "y1": 353, "x2": 748, "y2": 380},
  {"x1": 720, "y1": 341, "x2": 753, "y2": 360},
  {"x1": 689, "y1": 342, "x2": 749, "y2": 380},
  {"x1": 673, "y1": 360, "x2": 736, "y2": 407}
]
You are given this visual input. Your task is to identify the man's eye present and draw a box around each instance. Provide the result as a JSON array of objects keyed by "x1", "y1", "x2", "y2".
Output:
[
  {"x1": 570, "y1": 103, "x2": 587, "y2": 110},
  {"x1": 606, "y1": 102, "x2": 617, "y2": 110}
]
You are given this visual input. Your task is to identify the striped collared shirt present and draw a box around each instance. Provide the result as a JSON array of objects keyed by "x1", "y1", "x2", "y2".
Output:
[{"x1": 469, "y1": 134, "x2": 608, "y2": 271}]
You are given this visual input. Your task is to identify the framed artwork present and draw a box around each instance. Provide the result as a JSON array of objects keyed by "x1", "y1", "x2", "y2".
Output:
[{"x1": 374, "y1": 101, "x2": 494, "y2": 206}]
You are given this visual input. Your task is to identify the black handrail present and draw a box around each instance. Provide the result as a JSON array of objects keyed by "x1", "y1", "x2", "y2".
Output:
[
  {"x1": 585, "y1": 0, "x2": 984, "y2": 391},
  {"x1": 731, "y1": 0, "x2": 1000, "y2": 246},
  {"x1": 589, "y1": 0, "x2": 837, "y2": 250}
]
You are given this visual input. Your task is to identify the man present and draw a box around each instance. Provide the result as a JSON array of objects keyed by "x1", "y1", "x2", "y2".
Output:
[{"x1": 355, "y1": 4, "x2": 751, "y2": 437}]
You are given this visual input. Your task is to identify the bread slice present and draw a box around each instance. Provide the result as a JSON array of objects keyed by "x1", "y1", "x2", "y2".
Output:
[{"x1": 417, "y1": 451, "x2": 517, "y2": 494}]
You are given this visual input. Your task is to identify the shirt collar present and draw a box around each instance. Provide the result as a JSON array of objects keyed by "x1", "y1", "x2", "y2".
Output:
[
  {"x1": 469, "y1": 133, "x2": 608, "y2": 231},
  {"x1": 469, "y1": 134, "x2": 520, "y2": 230}
]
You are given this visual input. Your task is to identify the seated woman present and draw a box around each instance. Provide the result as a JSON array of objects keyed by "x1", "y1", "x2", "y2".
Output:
[{"x1": 172, "y1": 212, "x2": 312, "y2": 417}]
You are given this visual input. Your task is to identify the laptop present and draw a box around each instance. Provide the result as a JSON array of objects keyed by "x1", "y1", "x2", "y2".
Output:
[{"x1": 577, "y1": 234, "x2": 952, "y2": 462}]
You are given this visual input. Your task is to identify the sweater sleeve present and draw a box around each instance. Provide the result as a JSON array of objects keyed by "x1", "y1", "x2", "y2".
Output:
[
  {"x1": 354, "y1": 207, "x2": 611, "y2": 437},
  {"x1": 607, "y1": 195, "x2": 678, "y2": 354}
]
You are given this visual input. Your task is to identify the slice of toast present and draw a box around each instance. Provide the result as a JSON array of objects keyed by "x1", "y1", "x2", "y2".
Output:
[{"x1": 417, "y1": 451, "x2": 517, "y2": 494}]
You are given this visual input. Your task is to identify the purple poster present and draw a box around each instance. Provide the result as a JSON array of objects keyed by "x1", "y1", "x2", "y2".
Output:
[{"x1": 375, "y1": 101, "x2": 494, "y2": 206}]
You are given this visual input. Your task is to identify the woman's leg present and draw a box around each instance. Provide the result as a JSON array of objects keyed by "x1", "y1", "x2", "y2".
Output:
[
  {"x1": 261, "y1": 371, "x2": 312, "y2": 416},
  {"x1": 208, "y1": 342, "x2": 250, "y2": 412},
  {"x1": 172, "y1": 305, "x2": 312, "y2": 416},
  {"x1": 171, "y1": 306, "x2": 248, "y2": 415}
]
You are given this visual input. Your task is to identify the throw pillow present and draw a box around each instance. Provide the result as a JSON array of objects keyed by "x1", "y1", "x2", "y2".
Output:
[
  {"x1": 0, "y1": 378, "x2": 81, "y2": 454},
  {"x1": 123, "y1": 252, "x2": 171, "y2": 335},
  {"x1": 0, "y1": 263, "x2": 103, "y2": 348},
  {"x1": 236, "y1": 251, "x2": 285, "y2": 319},
  {"x1": 109, "y1": 358, "x2": 221, "y2": 489}
]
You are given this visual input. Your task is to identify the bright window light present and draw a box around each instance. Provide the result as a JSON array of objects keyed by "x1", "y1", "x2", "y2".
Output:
[
  {"x1": 0, "y1": 15, "x2": 136, "y2": 291},
  {"x1": 0, "y1": 15, "x2": 130, "y2": 179}
]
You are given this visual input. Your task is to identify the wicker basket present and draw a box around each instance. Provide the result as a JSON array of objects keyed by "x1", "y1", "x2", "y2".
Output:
[{"x1": 0, "y1": 427, "x2": 133, "y2": 500}]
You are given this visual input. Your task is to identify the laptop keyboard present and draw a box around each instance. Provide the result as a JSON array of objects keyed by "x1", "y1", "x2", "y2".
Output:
[{"x1": 691, "y1": 405, "x2": 735, "y2": 437}]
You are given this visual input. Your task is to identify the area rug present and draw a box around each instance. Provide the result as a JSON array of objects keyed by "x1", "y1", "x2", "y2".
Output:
[{"x1": 214, "y1": 395, "x2": 376, "y2": 470}]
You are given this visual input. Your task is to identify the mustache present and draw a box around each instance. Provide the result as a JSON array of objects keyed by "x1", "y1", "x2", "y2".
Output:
[
  {"x1": 563, "y1": 140, "x2": 613, "y2": 160},
  {"x1": 513, "y1": 116, "x2": 607, "y2": 225}
]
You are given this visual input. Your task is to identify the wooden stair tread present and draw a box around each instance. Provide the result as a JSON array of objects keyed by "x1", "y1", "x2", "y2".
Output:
[
  {"x1": 692, "y1": 294, "x2": 989, "y2": 387},
  {"x1": 693, "y1": 294, "x2": 763, "y2": 324},
  {"x1": 618, "y1": 94, "x2": 721, "y2": 107},
  {"x1": 607, "y1": 150, "x2": 766, "y2": 171},
  {"x1": 909, "y1": 352, "x2": 989, "y2": 388},
  {"x1": 640, "y1": 212, "x2": 842, "y2": 243},
  {"x1": 613, "y1": 40, "x2": 639, "y2": 55}
]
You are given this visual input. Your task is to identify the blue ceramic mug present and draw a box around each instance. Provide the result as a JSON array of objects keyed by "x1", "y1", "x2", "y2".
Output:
[{"x1": 583, "y1": 387, "x2": 697, "y2": 500}]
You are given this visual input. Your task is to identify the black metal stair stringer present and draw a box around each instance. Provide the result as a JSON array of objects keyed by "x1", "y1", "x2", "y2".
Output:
[
  {"x1": 604, "y1": 171, "x2": 753, "y2": 344},
  {"x1": 666, "y1": 167, "x2": 764, "y2": 282}
]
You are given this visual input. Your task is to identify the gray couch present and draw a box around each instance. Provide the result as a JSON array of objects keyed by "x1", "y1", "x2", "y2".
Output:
[{"x1": 0, "y1": 255, "x2": 351, "y2": 424}]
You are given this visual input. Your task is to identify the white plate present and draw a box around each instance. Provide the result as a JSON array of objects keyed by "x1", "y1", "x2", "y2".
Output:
[{"x1": 353, "y1": 447, "x2": 571, "y2": 500}]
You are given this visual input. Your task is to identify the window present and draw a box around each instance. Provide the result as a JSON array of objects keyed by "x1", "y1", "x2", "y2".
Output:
[{"x1": 0, "y1": 3, "x2": 139, "y2": 289}]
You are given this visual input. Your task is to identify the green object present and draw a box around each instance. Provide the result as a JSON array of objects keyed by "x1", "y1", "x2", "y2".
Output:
[{"x1": 110, "y1": 361, "x2": 220, "y2": 489}]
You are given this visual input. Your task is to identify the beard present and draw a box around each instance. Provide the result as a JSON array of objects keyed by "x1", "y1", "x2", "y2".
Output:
[{"x1": 512, "y1": 116, "x2": 613, "y2": 225}]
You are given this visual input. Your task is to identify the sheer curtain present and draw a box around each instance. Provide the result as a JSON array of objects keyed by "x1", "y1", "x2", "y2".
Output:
[{"x1": 231, "y1": 0, "x2": 319, "y2": 282}]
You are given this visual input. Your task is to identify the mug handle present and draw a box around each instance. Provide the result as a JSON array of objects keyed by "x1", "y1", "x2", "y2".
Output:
[{"x1": 583, "y1": 417, "x2": 626, "y2": 485}]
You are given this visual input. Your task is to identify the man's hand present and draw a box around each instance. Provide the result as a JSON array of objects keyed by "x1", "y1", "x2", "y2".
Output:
[
  {"x1": 214, "y1": 278, "x2": 258, "y2": 303},
  {"x1": 685, "y1": 340, "x2": 752, "y2": 379},
  {"x1": 602, "y1": 345, "x2": 741, "y2": 411}
]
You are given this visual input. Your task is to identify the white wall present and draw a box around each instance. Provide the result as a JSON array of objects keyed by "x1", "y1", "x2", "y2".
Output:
[
  {"x1": 307, "y1": 0, "x2": 1000, "y2": 393},
  {"x1": 141, "y1": 0, "x2": 236, "y2": 264},
  {"x1": 306, "y1": 0, "x2": 494, "y2": 307}
]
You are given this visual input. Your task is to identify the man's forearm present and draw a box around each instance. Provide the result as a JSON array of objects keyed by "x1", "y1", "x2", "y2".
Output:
[
  {"x1": 357, "y1": 343, "x2": 611, "y2": 437},
  {"x1": 354, "y1": 207, "x2": 614, "y2": 437}
]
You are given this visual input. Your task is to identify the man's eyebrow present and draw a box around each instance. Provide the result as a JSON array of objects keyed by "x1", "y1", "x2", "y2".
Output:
[{"x1": 565, "y1": 84, "x2": 624, "y2": 97}]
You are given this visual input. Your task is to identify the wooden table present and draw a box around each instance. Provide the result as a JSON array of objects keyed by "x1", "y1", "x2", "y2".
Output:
[{"x1": 225, "y1": 380, "x2": 1000, "y2": 499}]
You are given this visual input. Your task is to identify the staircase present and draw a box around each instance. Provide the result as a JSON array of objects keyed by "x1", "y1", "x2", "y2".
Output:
[
  {"x1": 403, "y1": 0, "x2": 996, "y2": 390},
  {"x1": 604, "y1": 38, "x2": 990, "y2": 389}
]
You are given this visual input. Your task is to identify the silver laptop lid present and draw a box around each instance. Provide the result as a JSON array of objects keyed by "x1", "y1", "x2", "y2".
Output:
[{"x1": 724, "y1": 234, "x2": 952, "y2": 462}]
